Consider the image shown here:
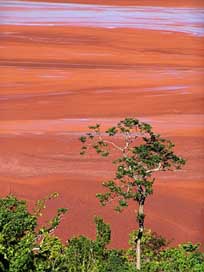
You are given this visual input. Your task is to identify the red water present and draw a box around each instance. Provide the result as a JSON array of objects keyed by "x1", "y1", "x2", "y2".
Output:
[{"x1": 0, "y1": 0, "x2": 204, "y2": 247}]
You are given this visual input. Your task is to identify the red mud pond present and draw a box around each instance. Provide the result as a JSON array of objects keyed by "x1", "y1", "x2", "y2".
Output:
[{"x1": 0, "y1": 0, "x2": 204, "y2": 248}]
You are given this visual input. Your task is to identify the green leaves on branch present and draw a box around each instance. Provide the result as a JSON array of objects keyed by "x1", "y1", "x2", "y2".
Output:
[
  {"x1": 79, "y1": 117, "x2": 186, "y2": 270},
  {"x1": 96, "y1": 192, "x2": 111, "y2": 206},
  {"x1": 0, "y1": 195, "x2": 37, "y2": 246},
  {"x1": 33, "y1": 192, "x2": 59, "y2": 218},
  {"x1": 88, "y1": 123, "x2": 101, "y2": 130},
  {"x1": 79, "y1": 136, "x2": 87, "y2": 143},
  {"x1": 1, "y1": 194, "x2": 203, "y2": 272},
  {"x1": 0, "y1": 194, "x2": 68, "y2": 272},
  {"x1": 40, "y1": 207, "x2": 68, "y2": 234},
  {"x1": 95, "y1": 216, "x2": 111, "y2": 248},
  {"x1": 80, "y1": 118, "x2": 186, "y2": 214},
  {"x1": 106, "y1": 126, "x2": 118, "y2": 136}
]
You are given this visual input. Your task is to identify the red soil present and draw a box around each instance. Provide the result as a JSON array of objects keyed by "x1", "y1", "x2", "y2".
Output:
[{"x1": 0, "y1": 0, "x2": 204, "y2": 247}]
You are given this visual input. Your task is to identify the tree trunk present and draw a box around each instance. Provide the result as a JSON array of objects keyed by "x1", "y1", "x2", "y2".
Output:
[
  {"x1": 136, "y1": 234, "x2": 141, "y2": 270},
  {"x1": 135, "y1": 203, "x2": 144, "y2": 270}
]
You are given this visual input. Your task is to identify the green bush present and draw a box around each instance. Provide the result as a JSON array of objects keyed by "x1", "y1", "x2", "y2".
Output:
[{"x1": 0, "y1": 195, "x2": 203, "y2": 272}]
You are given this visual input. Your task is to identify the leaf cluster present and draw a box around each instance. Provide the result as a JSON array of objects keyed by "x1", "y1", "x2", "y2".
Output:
[
  {"x1": 0, "y1": 194, "x2": 67, "y2": 272},
  {"x1": 80, "y1": 118, "x2": 185, "y2": 212}
]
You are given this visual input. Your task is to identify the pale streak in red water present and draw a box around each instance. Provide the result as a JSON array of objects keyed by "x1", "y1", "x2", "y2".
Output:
[{"x1": 0, "y1": 0, "x2": 204, "y2": 247}]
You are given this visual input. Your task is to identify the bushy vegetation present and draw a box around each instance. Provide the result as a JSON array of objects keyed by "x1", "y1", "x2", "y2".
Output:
[{"x1": 0, "y1": 195, "x2": 203, "y2": 272}]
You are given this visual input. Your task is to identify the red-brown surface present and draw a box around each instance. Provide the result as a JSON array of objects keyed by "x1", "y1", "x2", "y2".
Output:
[{"x1": 0, "y1": 0, "x2": 204, "y2": 247}]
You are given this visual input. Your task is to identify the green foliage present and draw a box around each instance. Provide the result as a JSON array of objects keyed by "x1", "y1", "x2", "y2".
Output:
[
  {"x1": 0, "y1": 194, "x2": 67, "y2": 272},
  {"x1": 0, "y1": 195, "x2": 37, "y2": 271},
  {"x1": 34, "y1": 233, "x2": 65, "y2": 272},
  {"x1": 127, "y1": 229, "x2": 168, "y2": 263},
  {"x1": 65, "y1": 236, "x2": 102, "y2": 272},
  {"x1": 106, "y1": 126, "x2": 118, "y2": 136},
  {"x1": 156, "y1": 243, "x2": 204, "y2": 272},
  {"x1": 0, "y1": 194, "x2": 203, "y2": 272},
  {"x1": 99, "y1": 250, "x2": 136, "y2": 272},
  {"x1": 33, "y1": 192, "x2": 59, "y2": 217},
  {"x1": 80, "y1": 117, "x2": 186, "y2": 269},
  {"x1": 95, "y1": 216, "x2": 111, "y2": 248},
  {"x1": 40, "y1": 207, "x2": 68, "y2": 234},
  {"x1": 0, "y1": 195, "x2": 37, "y2": 245},
  {"x1": 7, "y1": 233, "x2": 35, "y2": 272},
  {"x1": 127, "y1": 230, "x2": 204, "y2": 272},
  {"x1": 80, "y1": 117, "x2": 185, "y2": 212}
]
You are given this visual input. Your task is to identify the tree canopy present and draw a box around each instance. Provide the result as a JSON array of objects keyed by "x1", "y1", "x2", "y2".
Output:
[{"x1": 80, "y1": 117, "x2": 185, "y2": 269}]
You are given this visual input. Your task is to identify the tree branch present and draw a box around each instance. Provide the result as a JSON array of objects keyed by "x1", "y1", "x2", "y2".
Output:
[{"x1": 146, "y1": 163, "x2": 162, "y2": 174}]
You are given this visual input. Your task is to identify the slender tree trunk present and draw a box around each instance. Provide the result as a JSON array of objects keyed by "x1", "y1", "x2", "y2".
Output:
[
  {"x1": 136, "y1": 233, "x2": 141, "y2": 270},
  {"x1": 135, "y1": 202, "x2": 144, "y2": 270}
]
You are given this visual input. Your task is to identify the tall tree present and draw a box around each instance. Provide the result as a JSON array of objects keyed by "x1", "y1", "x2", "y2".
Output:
[{"x1": 80, "y1": 117, "x2": 185, "y2": 270}]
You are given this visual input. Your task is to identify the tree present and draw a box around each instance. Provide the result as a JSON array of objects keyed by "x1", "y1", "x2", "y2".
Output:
[{"x1": 80, "y1": 117, "x2": 185, "y2": 270}]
